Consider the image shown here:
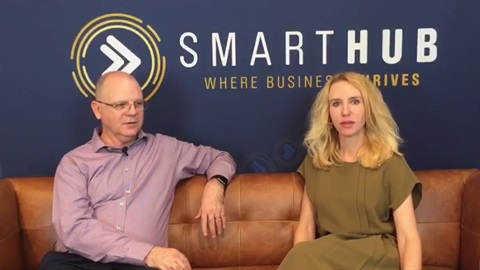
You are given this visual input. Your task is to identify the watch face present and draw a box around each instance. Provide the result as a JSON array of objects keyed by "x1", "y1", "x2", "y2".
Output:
[{"x1": 215, "y1": 176, "x2": 227, "y2": 185}]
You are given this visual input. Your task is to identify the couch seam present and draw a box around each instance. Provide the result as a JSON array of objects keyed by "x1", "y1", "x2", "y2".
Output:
[
  {"x1": 0, "y1": 227, "x2": 21, "y2": 243},
  {"x1": 417, "y1": 221, "x2": 460, "y2": 224},
  {"x1": 460, "y1": 171, "x2": 480, "y2": 238},
  {"x1": 289, "y1": 173, "x2": 293, "y2": 222},
  {"x1": 460, "y1": 224, "x2": 480, "y2": 237},
  {"x1": 20, "y1": 225, "x2": 53, "y2": 230}
]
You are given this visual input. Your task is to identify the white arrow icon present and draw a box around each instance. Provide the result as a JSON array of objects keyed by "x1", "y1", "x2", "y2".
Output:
[{"x1": 100, "y1": 35, "x2": 141, "y2": 75}]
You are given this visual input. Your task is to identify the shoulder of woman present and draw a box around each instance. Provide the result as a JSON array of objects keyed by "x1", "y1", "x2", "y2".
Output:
[{"x1": 383, "y1": 152, "x2": 408, "y2": 168}]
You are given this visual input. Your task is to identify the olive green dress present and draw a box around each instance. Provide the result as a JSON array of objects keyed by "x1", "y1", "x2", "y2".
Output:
[{"x1": 278, "y1": 154, "x2": 422, "y2": 270}]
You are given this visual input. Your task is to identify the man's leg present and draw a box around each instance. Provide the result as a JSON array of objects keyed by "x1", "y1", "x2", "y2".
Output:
[
  {"x1": 108, "y1": 261, "x2": 152, "y2": 270},
  {"x1": 39, "y1": 251, "x2": 150, "y2": 270}
]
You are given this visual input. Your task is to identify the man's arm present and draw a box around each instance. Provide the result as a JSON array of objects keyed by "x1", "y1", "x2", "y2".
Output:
[
  {"x1": 174, "y1": 140, "x2": 236, "y2": 182},
  {"x1": 173, "y1": 140, "x2": 236, "y2": 237},
  {"x1": 52, "y1": 156, "x2": 153, "y2": 265}
]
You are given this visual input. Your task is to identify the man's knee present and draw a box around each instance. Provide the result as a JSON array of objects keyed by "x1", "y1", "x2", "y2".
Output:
[
  {"x1": 39, "y1": 251, "x2": 150, "y2": 270},
  {"x1": 39, "y1": 251, "x2": 62, "y2": 270},
  {"x1": 39, "y1": 251, "x2": 86, "y2": 270}
]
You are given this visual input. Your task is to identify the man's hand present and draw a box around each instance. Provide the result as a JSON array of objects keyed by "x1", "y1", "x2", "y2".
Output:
[
  {"x1": 195, "y1": 179, "x2": 226, "y2": 238},
  {"x1": 144, "y1": 246, "x2": 191, "y2": 270}
]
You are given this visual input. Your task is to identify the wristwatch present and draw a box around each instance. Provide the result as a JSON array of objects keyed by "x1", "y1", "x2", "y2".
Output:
[{"x1": 212, "y1": 175, "x2": 228, "y2": 189}]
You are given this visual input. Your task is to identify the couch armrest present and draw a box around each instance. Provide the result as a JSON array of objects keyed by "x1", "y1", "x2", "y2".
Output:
[
  {"x1": 0, "y1": 179, "x2": 25, "y2": 270},
  {"x1": 460, "y1": 171, "x2": 480, "y2": 270}
]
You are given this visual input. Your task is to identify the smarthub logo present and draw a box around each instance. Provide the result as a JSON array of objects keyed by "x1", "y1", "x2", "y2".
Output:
[
  {"x1": 178, "y1": 28, "x2": 439, "y2": 90},
  {"x1": 70, "y1": 13, "x2": 166, "y2": 101}
]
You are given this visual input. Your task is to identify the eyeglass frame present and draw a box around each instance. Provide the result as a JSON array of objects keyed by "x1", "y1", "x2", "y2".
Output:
[{"x1": 95, "y1": 99, "x2": 148, "y2": 111}]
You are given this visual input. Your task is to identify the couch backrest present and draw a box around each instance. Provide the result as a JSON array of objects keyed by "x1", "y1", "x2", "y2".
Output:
[
  {"x1": 414, "y1": 170, "x2": 477, "y2": 269},
  {"x1": 169, "y1": 173, "x2": 303, "y2": 269},
  {"x1": 0, "y1": 174, "x2": 304, "y2": 270},
  {"x1": 1, "y1": 170, "x2": 478, "y2": 270}
]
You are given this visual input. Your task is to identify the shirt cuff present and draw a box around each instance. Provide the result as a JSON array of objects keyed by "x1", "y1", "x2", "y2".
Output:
[
  {"x1": 125, "y1": 241, "x2": 155, "y2": 266},
  {"x1": 206, "y1": 168, "x2": 234, "y2": 184}
]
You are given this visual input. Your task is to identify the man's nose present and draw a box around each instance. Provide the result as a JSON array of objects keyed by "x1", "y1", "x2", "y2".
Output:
[{"x1": 126, "y1": 103, "x2": 138, "y2": 115}]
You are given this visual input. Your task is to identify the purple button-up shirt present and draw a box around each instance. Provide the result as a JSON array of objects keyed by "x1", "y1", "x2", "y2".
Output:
[{"x1": 52, "y1": 129, "x2": 236, "y2": 265}]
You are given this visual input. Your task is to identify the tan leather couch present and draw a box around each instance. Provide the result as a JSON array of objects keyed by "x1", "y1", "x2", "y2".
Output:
[{"x1": 1, "y1": 170, "x2": 479, "y2": 270}]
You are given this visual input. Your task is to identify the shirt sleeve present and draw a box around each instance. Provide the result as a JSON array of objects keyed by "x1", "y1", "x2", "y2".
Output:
[
  {"x1": 385, "y1": 155, "x2": 422, "y2": 213},
  {"x1": 173, "y1": 138, "x2": 236, "y2": 182},
  {"x1": 52, "y1": 155, "x2": 154, "y2": 265}
]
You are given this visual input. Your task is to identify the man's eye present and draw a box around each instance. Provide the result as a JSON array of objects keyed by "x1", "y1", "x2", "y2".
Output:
[{"x1": 114, "y1": 103, "x2": 128, "y2": 109}]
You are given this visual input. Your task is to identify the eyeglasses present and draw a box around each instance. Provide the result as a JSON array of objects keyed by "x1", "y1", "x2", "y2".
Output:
[{"x1": 96, "y1": 100, "x2": 148, "y2": 111}]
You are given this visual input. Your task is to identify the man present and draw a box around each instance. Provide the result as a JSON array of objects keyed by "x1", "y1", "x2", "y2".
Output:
[{"x1": 40, "y1": 71, "x2": 236, "y2": 270}]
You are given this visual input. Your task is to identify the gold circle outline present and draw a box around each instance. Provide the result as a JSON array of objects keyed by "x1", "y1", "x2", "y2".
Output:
[
  {"x1": 81, "y1": 24, "x2": 156, "y2": 94},
  {"x1": 75, "y1": 19, "x2": 158, "y2": 97},
  {"x1": 70, "y1": 14, "x2": 165, "y2": 101},
  {"x1": 80, "y1": 21, "x2": 157, "y2": 91}
]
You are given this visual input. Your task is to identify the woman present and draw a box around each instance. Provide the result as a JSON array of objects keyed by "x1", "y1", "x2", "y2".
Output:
[{"x1": 279, "y1": 72, "x2": 422, "y2": 269}]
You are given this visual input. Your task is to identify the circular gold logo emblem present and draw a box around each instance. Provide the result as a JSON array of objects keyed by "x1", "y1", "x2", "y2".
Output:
[{"x1": 70, "y1": 13, "x2": 166, "y2": 101}]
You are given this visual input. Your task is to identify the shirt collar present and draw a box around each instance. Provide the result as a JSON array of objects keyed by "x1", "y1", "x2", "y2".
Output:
[{"x1": 90, "y1": 127, "x2": 148, "y2": 152}]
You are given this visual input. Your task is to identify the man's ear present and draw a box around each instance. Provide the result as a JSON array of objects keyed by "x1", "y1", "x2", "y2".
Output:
[{"x1": 91, "y1": 100, "x2": 102, "y2": 120}]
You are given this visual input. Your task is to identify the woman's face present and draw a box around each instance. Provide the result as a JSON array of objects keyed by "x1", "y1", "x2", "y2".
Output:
[{"x1": 328, "y1": 81, "x2": 366, "y2": 140}]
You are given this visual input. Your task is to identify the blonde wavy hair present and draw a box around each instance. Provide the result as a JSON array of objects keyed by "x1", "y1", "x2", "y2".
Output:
[{"x1": 304, "y1": 72, "x2": 403, "y2": 170}]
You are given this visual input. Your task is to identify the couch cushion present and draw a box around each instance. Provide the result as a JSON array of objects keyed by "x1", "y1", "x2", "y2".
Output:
[
  {"x1": 0, "y1": 179, "x2": 24, "y2": 270},
  {"x1": 460, "y1": 171, "x2": 480, "y2": 269},
  {"x1": 193, "y1": 267, "x2": 278, "y2": 270},
  {"x1": 422, "y1": 267, "x2": 455, "y2": 270},
  {"x1": 8, "y1": 177, "x2": 56, "y2": 270},
  {"x1": 414, "y1": 170, "x2": 473, "y2": 269}
]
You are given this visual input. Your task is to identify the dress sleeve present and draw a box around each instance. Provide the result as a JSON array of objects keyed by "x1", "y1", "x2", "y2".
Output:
[
  {"x1": 385, "y1": 155, "x2": 422, "y2": 213},
  {"x1": 297, "y1": 155, "x2": 308, "y2": 178}
]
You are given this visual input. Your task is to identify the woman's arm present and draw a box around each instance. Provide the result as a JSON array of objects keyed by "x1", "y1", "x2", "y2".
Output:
[
  {"x1": 294, "y1": 186, "x2": 316, "y2": 245},
  {"x1": 393, "y1": 194, "x2": 422, "y2": 270}
]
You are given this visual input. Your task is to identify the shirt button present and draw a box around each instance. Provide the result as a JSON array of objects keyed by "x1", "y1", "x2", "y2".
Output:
[
  {"x1": 124, "y1": 168, "x2": 128, "y2": 172},
  {"x1": 126, "y1": 189, "x2": 131, "y2": 194},
  {"x1": 120, "y1": 202, "x2": 125, "y2": 207},
  {"x1": 116, "y1": 225, "x2": 121, "y2": 231}
]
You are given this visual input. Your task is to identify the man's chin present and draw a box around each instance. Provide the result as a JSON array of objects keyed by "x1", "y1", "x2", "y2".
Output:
[{"x1": 121, "y1": 128, "x2": 140, "y2": 139}]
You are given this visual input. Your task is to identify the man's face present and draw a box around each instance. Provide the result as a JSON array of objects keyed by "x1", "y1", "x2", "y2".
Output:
[{"x1": 92, "y1": 74, "x2": 144, "y2": 145}]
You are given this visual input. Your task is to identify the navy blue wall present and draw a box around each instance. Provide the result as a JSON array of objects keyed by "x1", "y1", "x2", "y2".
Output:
[{"x1": 0, "y1": 1, "x2": 479, "y2": 178}]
